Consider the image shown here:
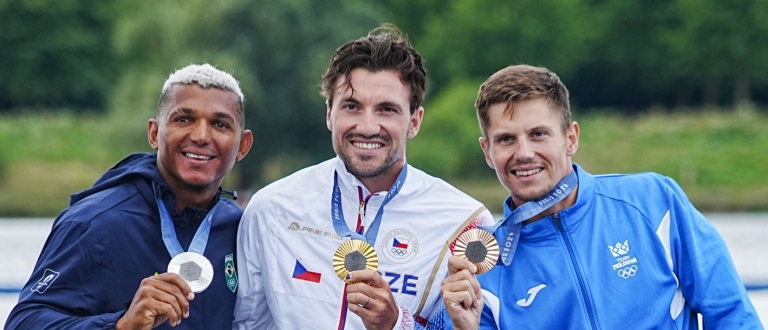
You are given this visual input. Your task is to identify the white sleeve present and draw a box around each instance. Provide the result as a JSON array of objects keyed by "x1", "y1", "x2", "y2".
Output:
[
  {"x1": 232, "y1": 199, "x2": 272, "y2": 329},
  {"x1": 392, "y1": 306, "x2": 414, "y2": 330}
]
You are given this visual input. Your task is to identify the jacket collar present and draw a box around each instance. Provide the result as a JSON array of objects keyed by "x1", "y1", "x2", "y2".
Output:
[{"x1": 515, "y1": 163, "x2": 595, "y2": 240}]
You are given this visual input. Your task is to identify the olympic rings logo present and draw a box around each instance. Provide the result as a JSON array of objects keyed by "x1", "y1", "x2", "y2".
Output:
[
  {"x1": 617, "y1": 265, "x2": 638, "y2": 279},
  {"x1": 390, "y1": 248, "x2": 408, "y2": 256}
]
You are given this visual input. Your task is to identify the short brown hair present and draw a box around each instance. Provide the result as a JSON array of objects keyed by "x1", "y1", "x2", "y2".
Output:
[
  {"x1": 321, "y1": 24, "x2": 427, "y2": 114},
  {"x1": 475, "y1": 65, "x2": 571, "y2": 136}
]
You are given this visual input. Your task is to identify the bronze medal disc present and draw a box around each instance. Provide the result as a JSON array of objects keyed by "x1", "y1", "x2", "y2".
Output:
[
  {"x1": 453, "y1": 229, "x2": 499, "y2": 274},
  {"x1": 333, "y1": 239, "x2": 378, "y2": 281}
]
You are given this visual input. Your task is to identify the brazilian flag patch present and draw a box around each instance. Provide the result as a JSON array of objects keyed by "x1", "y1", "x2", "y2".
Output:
[{"x1": 225, "y1": 253, "x2": 238, "y2": 292}]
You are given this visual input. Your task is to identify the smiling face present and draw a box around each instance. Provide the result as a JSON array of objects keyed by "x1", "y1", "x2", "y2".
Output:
[
  {"x1": 326, "y1": 69, "x2": 423, "y2": 192},
  {"x1": 148, "y1": 84, "x2": 253, "y2": 208},
  {"x1": 480, "y1": 98, "x2": 579, "y2": 207}
]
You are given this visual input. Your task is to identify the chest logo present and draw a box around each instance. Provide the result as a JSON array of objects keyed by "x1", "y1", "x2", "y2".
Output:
[
  {"x1": 287, "y1": 221, "x2": 343, "y2": 240},
  {"x1": 225, "y1": 253, "x2": 238, "y2": 292},
  {"x1": 380, "y1": 229, "x2": 419, "y2": 263},
  {"x1": 516, "y1": 284, "x2": 546, "y2": 307},
  {"x1": 609, "y1": 240, "x2": 639, "y2": 279}
]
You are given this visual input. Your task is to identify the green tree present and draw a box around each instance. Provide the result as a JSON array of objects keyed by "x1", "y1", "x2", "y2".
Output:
[
  {"x1": 0, "y1": 0, "x2": 115, "y2": 111},
  {"x1": 661, "y1": 0, "x2": 768, "y2": 105},
  {"x1": 412, "y1": 0, "x2": 594, "y2": 98}
]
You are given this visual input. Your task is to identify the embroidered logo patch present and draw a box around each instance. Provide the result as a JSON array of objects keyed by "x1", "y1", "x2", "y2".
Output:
[
  {"x1": 381, "y1": 229, "x2": 419, "y2": 263},
  {"x1": 32, "y1": 269, "x2": 60, "y2": 294},
  {"x1": 609, "y1": 240, "x2": 639, "y2": 279},
  {"x1": 608, "y1": 240, "x2": 630, "y2": 257},
  {"x1": 225, "y1": 253, "x2": 238, "y2": 292}
]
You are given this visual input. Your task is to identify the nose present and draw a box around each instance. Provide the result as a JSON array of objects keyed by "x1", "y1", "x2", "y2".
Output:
[
  {"x1": 514, "y1": 139, "x2": 535, "y2": 162},
  {"x1": 355, "y1": 110, "x2": 380, "y2": 136},
  {"x1": 190, "y1": 121, "x2": 211, "y2": 144}
]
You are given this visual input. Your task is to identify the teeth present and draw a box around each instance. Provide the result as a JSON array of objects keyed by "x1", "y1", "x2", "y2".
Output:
[
  {"x1": 514, "y1": 168, "x2": 542, "y2": 176},
  {"x1": 185, "y1": 153, "x2": 212, "y2": 160},
  {"x1": 353, "y1": 142, "x2": 383, "y2": 150}
]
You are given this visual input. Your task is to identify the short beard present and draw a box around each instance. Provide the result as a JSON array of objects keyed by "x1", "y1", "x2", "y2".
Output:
[
  {"x1": 512, "y1": 184, "x2": 555, "y2": 204},
  {"x1": 340, "y1": 152, "x2": 399, "y2": 178}
]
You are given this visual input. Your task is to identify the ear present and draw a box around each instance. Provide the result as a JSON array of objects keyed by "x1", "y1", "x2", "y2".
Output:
[
  {"x1": 479, "y1": 136, "x2": 495, "y2": 169},
  {"x1": 566, "y1": 121, "x2": 579, "y2": 157},
  {"x1": 148, "y1": 119, "x2": 160, "y2": 150},
  {"x1": 407, "y1": 106, "x2": 425, "y2": 138},
  {"x1": 326, "y1": 99, "x2": 334, "y2": 132},
  {"x1": 236, "y1": 129, "x2": 254, "y2": 161}
]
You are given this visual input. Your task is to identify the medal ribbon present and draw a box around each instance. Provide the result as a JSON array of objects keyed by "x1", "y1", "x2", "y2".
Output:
[
  {"x1": 331, "y1": 163, "x2": 408, "y2": 246},
  {"x1": 480, "y1": 169, "x2": 578, "y2": 266},
  {"x1": 154, "y1": 184, "x2": 220, "y2": 257}
]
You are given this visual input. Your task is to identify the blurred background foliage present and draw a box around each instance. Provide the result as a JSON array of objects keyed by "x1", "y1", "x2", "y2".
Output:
[{"x1": 1, "y1": 0, "x2": 767, "y2": 216}]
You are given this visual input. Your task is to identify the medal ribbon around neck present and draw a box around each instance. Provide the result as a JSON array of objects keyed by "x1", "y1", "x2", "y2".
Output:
[
  {"x1": 480, "y1": 169, "x2": 578, "y2": 266},
  {"x1": 154, "y1": 184, "x2": 220, "y2": 257},
  {"x1": 331, "y1": 163, "x2": 408, "y2": 246}
]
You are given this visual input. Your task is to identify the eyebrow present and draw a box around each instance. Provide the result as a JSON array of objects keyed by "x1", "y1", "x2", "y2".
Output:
[
  {"x1": 175, "y1": 107, "x2": 236, "y2": 122},
  {"x1": 342, "y1": 97, "x2": 362, "y2": 105},
  {"x1": 527, "y1": 125, "x2": 553, "y2": 133},
  {"x1": 341, "y1": 97, "x2": 403, "y2": 111}
]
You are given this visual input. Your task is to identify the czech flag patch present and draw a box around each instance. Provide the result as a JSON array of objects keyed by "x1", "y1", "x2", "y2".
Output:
[
  {"x1": 292, "y1": 260, "x2": 322, "y2": 283},
  {"x1": 392, "y1": 237, "x2": 409, "y2": 249}
]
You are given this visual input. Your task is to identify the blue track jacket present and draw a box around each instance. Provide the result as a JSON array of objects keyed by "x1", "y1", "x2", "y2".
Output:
[
  {"x1": 5, "y1": 153, "x2": 242, "y2": 329},
  {"x1": 477, "y1": 164, "x2": 761, "y2": 329}
]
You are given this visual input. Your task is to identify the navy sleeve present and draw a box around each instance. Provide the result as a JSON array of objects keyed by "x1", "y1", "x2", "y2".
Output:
[
  {"x1": 4, "y1": 220, "x2": 125, "y2": 329},
  {"x1": 664, "y1": 177, "x2": 762, "y2": 328}
]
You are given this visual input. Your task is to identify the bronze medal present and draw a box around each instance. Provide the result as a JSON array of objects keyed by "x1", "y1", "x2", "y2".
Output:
[{"x1": 453, "y1": 229, "x2": 499, "y2": 274}]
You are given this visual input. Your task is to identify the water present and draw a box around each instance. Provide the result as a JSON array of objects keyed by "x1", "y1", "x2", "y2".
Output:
[{"x1": 1, "y1": 215, "x2": 766, "y2": 326}]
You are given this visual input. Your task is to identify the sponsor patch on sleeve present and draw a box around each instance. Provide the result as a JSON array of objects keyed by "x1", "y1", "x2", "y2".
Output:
[{"x1": 32, "y1": 269, "x2": 60, "y2": 294}]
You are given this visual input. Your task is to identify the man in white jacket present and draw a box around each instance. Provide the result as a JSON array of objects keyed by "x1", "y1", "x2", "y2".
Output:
[{"x1": 233, "y1": 24, "x2": 494, "y2": 330}]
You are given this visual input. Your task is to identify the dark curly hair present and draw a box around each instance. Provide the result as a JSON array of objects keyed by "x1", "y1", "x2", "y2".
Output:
[{"x1": 320, "y1": 24, "x2": 427, "y2": 114}]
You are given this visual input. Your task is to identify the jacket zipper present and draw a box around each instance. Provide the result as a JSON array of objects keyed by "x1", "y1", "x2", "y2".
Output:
[{"x1": 553, "y1": 213, "x2": 598, "y2": 329}]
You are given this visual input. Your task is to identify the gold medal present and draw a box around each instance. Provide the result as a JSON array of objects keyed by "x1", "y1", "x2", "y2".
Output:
[
  {"x1": 333, "y1": 239, "x2": 378, "y2": 281},
  {"x1": 453, "y1": 229, "x2": 499, "y2": 274}
]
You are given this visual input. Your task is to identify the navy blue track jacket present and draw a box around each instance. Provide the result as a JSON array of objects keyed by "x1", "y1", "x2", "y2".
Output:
[{"x1": 5, "y1": 153, "x2": 242, "y2": 329}]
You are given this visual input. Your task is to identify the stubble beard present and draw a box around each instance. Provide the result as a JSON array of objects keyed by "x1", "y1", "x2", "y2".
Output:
[
  {"x1": 509, "y1": 173, "x2": 557, "y2": 204},
  {"x1": 340, "y1": 149, "x2": 400, "y2": 178},
  {"x1": 335, "y1": 132, "x2": 402, "y2": 178}
]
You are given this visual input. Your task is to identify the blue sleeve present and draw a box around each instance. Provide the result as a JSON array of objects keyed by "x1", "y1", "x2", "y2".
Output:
[
  {"x1": 4, "y1": 220, "x2": 125, "y2": 329},
  {"x1": 478, "y1": 303, "x2": 497, "y2": 330},
  {"x1": 664, "y1": 178, "x2": 761, "y2": 328}
]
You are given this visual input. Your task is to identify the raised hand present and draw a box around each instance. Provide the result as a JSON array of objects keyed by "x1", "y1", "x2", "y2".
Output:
[
  {"x1": 441, "y1": 256, "x2": 482, "y2": 330},
  {"x1": 116, "y1": 273, "x2": 194, "y2": 330},
  {"x1": 346, "y1": 270, "x2": 400, "y2": 330}
]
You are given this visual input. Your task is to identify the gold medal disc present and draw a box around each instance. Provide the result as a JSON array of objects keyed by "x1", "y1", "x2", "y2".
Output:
[
  {"x1": 453, "y1": 229, "x2": 499, "y2": 274},
  {"x1": 333, "y1": 239, "x2": 378, "y2": 281}
]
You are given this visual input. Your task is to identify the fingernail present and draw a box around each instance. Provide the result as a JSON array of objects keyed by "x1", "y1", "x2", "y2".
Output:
[
  {"x1": 185, "y1": 311, "x2": 189, "y2": 318},
  {"x1": 345, "y1": 274, "x2": 351, "y2": 280},
  {"x1": 187, "y1": 292, "x2": 195, "y2": 300}
]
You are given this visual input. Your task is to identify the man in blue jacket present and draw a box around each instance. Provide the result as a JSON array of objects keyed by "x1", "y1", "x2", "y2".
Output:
[
  {"x1": 441, "y1": 65, "x2": 761, "y2": 329},
  {"x1": 5, "y1": 63, "x2": 253, "y2": 329}
]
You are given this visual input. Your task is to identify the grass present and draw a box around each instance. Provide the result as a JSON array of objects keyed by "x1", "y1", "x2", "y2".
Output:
[
  {"x1": 1, "y1": 108, "x2": 766, "y2": 216},
  {"x1": 0, "y1": 111, "x2": 149, "y2": 216}
]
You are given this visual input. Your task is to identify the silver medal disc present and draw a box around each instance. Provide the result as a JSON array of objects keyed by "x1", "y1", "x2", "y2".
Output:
[{"x1": 167, "y1": 252, "x2": 214, "y2": 293}]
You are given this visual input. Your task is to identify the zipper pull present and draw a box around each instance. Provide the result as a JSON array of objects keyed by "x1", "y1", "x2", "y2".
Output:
[{"x1": 553, "y1": 213, "x2": 563, "y2": 231}]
